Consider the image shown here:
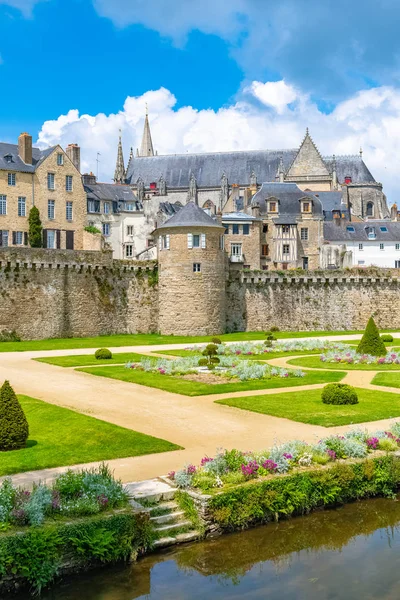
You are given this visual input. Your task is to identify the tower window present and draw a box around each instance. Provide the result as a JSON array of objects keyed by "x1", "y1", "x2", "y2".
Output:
[
  {"x1": 366, "y1": 202, "x2": 374, "y2": 217},
  {"x1": 300, "y1": 227, "x2": 308, "y2": 241},
  {"x1": 193, "y1": 263, "x2": 201, "y2": 272}
]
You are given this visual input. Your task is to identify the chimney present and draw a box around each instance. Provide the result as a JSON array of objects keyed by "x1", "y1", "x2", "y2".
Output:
[
  {"x1": 66, "y1": 143, "x2": 81, "y2": 172},
  {"x1": 391, "y1": 203, "x2": 398, "y2": 221},
  {"x1": 18, "y1": 133, "x2": 32, "y2": 165},
  {"x1": 82, "y1": 172, "x2": 97, "y2": 185}
]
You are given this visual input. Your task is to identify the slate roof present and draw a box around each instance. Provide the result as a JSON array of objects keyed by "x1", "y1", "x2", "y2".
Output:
[
  {"x1": 158, "y1": 201, "x2": 182, "y2": 217},
  {"x1": 125, "y1": 149, "x2": 377, "y2": 188},
  {"x1": 0, "y1": 143, "x2": 56, "y2": 173},
  {"x1": 252, "y1": 182, "x2": 324, "y2": 218},
  {"x1": 314, "y1": 191, "x2": 350, "y2": 220},
  {"x1": 157, "y1": 202, "x2": 223, "y2": 230},
  {"x1": 222, "y1": 212, "x2": 260, "y2": 221},
  {"x1": 84, "y1": 181, "x2": 139, "y2": 203},
  {"x1": 324, "y1": 221, "x2": 400, "y2": 242}
]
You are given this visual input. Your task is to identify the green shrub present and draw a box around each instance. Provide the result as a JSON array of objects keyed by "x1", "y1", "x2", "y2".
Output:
[
  {"x1": 321, "y1": 383, "x2": 358, "y2": 405},
  {"x1": 200, "y1": 344, "x2": 220, "y2": 370},
  {"x1": 28, "y1": 206, "x2": 43, "y2": 248},
  {"x1": 221, "y1": 471, "x2": 246, "y2": 486},
  {"x1": 378, "y1": 438, "x2": 398, "y2": 452},
  {"x1": 0, "y1": 381, "x2": 29, "y2": 451},
  {"x1": 94, "y1": 348, "x2": 112, "y2": 360},
  {"x1": 357, "y1": 316, "x2": 387, "y2": 356},
  {"x1": 270, "y1": 326, "x2": 280, "y2": 332},
  {"x1": 211, "y1": 337, "x2": 222, "y2": 345},
  {"x1": 198, "y1": 358, "x2": 208, "y2": 367},
  {"x1": 381, "y1": 334, "x2": 394, "y2": 343},
  {"x1": 0, "y1": 330, "x2": 21, "y2": 343},
  {"x1": 84, "y1": 225, "x2": 101, "y2": 234},
  {"x1": 191, "y1": 472, "x2": 217, "y2": 492}
]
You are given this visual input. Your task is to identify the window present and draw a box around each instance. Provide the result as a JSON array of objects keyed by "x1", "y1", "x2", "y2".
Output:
[
  {"x1": 396, "y1": 244, "x2": 400, "y2": 251},
  {"x1": 47, "y1": 230, "x2": 56, "y2": 249},
  {"x1": 104, "y1": 202, "x2": 110, "y2": 215},
  {"x1": 396, "y1": 260, "x2": 400, "y2": 268},
  {"x1": 66, "y1": 175, "x2": 73, "y2": 192},
  {"x1": 366, "y1": 202, "x2": 374, "y2": 217},
  {"x1": 102, "y1": 223, "x2": 110, "y2": 236},
  {"x1": 0, "y1": 195, "x2": 7, "y2": 215},
  {"x1": 223, "y1": 224, "x2": 229, "y2": 234},
  {"x1": 13, "y1": 231, "x2": 23, "y2": 245},
  {"x1": 302, "y1": 201, "x2": 311, "y2": 213},
  {"x1": 380, "y1": 226, "x2": 388, "y2": 232},
  {"x1": 346, "y1": 226, "x2": 355, "y2": 232},
  {"x1": 263, "y1": 224, "x2": 268, "y2": 233},
  {"x1": 0, "y1": 230, "x2": 9, "y2": 247},
  {"x1": 380, "y1": 243, "x2": 385, "y2": 250},
  {"x1": 125, "y1": 245, "x2": 134, "y2": 258},
  {"x1": 303, "y1": 257, "x2": 309, "y2": 270},
  {"x1": 261, "y1": 244, "x2": 269, "y2": 256},
  {"x1": 300, "y1": 227, "x2": 308, "y2": 241},
  {"x1": 87, "y1": 200, "x2": 100, "y2": 213},
  {"x1": 219, "y1": 235, "x2": 224, "y2": 250},
  {"x1": 18, "y1": 197, "x2": 26, "y2": 217},
  {"x1": 7, "y1": 173, "x2": 15, "y2": 186},
  {"x1": 231, "y1": 243, "x2": 242, "y2": 257},
  {"x1": 358, "y1": 260, "x2": 365, "y2": 266},
  {"x1": 359, "y1": 243, "x2": 363, "y2": 251},
  {"x1": 283, "y1": 244, "x2": 290, "y2": 255},
  {"x1": 232, "y1": 224, "x2": 239, "y2": 234},
  {"x1": 242, "y1": 224, "x2": 250, "y2": 235},
  {"x1": 193, "y1": 263, "x2": 201, "y2": 272},
  {"x1": 367, "y1": 227, "x2": 376, "y2": 240},
  {"x1": 57, "y1": 153, "x2": 64, "y2": 166},
  {"x1": 268, "y1": 201, "x2": 277, "y2": 212},
  {"x1": 162, "y1": 234, "x2": 170, "y2": 250},
  {"x1": 193, "y1": 234, "x2": 200, "y2": 247},
  {"x1": 282, "y1": 225, "x2": 290, "y2": 233},
  {"x1": 47, "y1": 173, "x2": 55, "y2": 190},
  {"x1": 66, "y1": 201, "x2": 73, "y2": 221},
  {"x1": 188, "y1": 233, "x2": 206, "y2": 249},
  {"x1": 48, "y1": 200, "x2": 55, "y2": 220},
  {"x1": 127, "y1": 225, "x2": 134, "y2": 235},
  {"x1": 125, "y1": 203, "x2": 135, "y2": 211}
]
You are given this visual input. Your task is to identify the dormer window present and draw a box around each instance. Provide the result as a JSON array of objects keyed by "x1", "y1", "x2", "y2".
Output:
[
  {"x1": 268, "y1": 201, "x2": 278, "y2": 213},
  {"x1": 4, "y1": 154, "x2": 12, "y2": 163},
  {"x1": 367, "y1": 227, "x2": 376, "y2": 240},
  {"x1": 301, "y1": 201, "x2": 311, "y2": 213}
]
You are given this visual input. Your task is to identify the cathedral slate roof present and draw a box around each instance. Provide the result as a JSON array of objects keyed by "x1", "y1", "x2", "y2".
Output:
[
  {"x1": 84, "y1": 182, "x2": 138, "y2": 203},
  {"x1": 0, "y1": 143, "x2": 56, "y2": 173},
  {"x1": 125, "y1": 149, "x2": 377, "y2": 188},
  {"x1": 324, "y1": 221, "x2": 400, "y2": 242},
  {"x1": 252, "y1": 182, "x2": 324, "y2": 218},
  {"x1": 157, "y1": 202, "x2": 223, "y2": 230}
]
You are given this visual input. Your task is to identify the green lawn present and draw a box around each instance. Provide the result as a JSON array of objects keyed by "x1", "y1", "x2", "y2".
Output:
[
  {"x1": 77, "y1": 365, "x2": 344, "y2": 396},
  {"x1": 0, "y1": 395, "x2": 181, "y2": 477},
  {"x1": 216, "y1": 387, "x2": 400, "y2": 427},
  {"x1": 288, "y1": 356, "x2": 400, "y2": 371},
  {"x1": 35, "y1": 352, "x2": 146, "y2": 368},
  {"x1": 0, "y1": 329, "x2": 396, "y2": 353},
  {"x1": 372, "y1": 372, "x2": 400, "y2": 388}
]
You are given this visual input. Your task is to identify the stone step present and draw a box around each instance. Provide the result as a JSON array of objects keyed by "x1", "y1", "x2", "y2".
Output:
[
  {"x1": 149, "y1": 501, "x2": 178, "y2": 516},
  {"x1": 153, "y1": 530, "x2": 201, "y2": 549},
  {"x1": 154, "y1": 520, "x2": 191, "y2": 534},
  {"x1": 150, "y1": 511, "x2": 185, "y2": 525},
  {"x1": 125, "y1": 479, "x2": 177, "y2": 504}
]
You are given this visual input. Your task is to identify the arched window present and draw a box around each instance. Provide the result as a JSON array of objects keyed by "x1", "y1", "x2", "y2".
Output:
[
  {"x1": 366, "y1": 202, "x2": 374, "y2": 217},
  {"x1": 203, "y1": 199, "x2": 215, "y2": 215}
]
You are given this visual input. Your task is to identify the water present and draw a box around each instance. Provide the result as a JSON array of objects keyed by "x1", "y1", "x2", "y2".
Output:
[{"x1": 40, "y1": 497, "x2": 400, "y2": 599}]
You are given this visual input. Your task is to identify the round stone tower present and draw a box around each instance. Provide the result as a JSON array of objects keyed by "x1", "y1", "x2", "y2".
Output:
[{"x1": 155, "y1": 202, "x2": 226, "y2": 336}]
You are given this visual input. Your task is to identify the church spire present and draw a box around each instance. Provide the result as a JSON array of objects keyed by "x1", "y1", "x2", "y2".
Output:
[
  {"x1": 138, "y1": 104, "x2": 155, "y2": 157},
  {"x1": 113, "y1": 130, "x2": 125, "y2": 184}
]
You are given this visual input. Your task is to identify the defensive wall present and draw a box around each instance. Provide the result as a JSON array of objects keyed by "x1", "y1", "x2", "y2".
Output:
[{"x1": 1, "y1": 248, "x2": 400, "y2": 339}]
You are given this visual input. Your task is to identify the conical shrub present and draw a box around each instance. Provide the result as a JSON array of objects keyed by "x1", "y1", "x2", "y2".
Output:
[
  {"x1": 0, "y1": 381, "x2": 29, "y2": 450},
  {"x1": 356, "y1": 316, "x2": 387, "y2": 357}
]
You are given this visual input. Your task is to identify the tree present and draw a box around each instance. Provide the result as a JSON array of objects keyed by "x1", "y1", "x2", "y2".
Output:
[
  {"x1": 356, "y1": 316, "x2": 387, "y2": 357},
  {"x1": 28, "y1": 206, "x2": 43, "y2": 248},
  {"x1": 198, "y1": 344, "x2": 220, "y2": 370},
  {"x1": 0, "y1": 380, "x2": 29, "y2": 450}
]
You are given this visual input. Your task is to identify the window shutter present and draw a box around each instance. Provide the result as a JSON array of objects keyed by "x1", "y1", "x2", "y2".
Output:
[
  {"x1": 187, "y1": 233, "x2": 193, "y2": 249},
  {"x1": 201, "y1": 233, "x2": 206, "y2": 249},
  {"x1": 166, "y1": 234, "x2": 170, "y2": 250},
  {"x1": 42, "y1": 229, "x2": 48, "y2": 248},
  {"x1": 12, "y1": 232, "x2": 16, "y2": 245},
  {"x1": 0, "y1": 231, "x2": 3, "y2": 247},
  {"x1": 56, "y1": 230, "x2": 61, "y2": 249},
  {"x1": 24, "y1": 232, "x2": 28, "y2": 246},
  {"x1": 158, "y1": 236, "x2": 162, "y2": 250},
  {"x1": 66, "y1": 230, "x2": 74, "y2": 250}
]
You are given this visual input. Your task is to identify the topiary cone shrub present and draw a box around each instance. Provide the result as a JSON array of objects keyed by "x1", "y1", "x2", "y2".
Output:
[
  {"x1": 321, "y1": 383, "x2": 359, "y2": 405},
  {"x1": 199, "y1": 344, "x2": 220, "y2": 370},
  {"x1": 0, "y1": 380, "x2": 29, "y2": 450},
  {"x1": 95, "y1": 348, "x2": 113, "y2": 360},
  {"x1": 357, "y1": 316, "x2": 387, "y2": 357}
]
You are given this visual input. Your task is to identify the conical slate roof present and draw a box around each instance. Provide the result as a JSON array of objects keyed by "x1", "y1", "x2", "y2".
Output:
[{"x1": 157, "y1": 202, "x2": 223, "y2": 230}]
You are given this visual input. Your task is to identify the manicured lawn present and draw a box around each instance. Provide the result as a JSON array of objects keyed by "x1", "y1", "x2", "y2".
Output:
[
  {"x1": 372, "y1": 373, "x2": 400, "y2": 388},
  {"x1": 288, "y1": 356, "x2": 400, "y2": 371},
  {"x1": 35, "y1": 352, "x2": 146, "y2": 368},
  {"x1": 0, "y1": 395, "x2": 181, "y2": 477},
  {"x1": 216, "y1": 387, "x2": 400, "y2": 427},
  {"x1": 1, "y1": 329, "x2": 397, "y2": 353},
  {"x1": 77, "y1": 365, "x2": 344, "y2": 396},
  {"x1": 155, "y1": 349, "x2": 325, "y2": 360}
]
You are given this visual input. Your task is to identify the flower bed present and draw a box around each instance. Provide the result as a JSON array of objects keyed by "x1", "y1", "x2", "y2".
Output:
[
  {"x1": 125, "y1": 356, "x2": 305, "y2": 382},
  {"x1": 184, "y1": 340, "x2": 351, "y2": 357},
  {"x1": 321, "y1": 349, "x2": 400, "y2": 365},
  {"x1": 168, "y1": 423, "x2": 400, "y2": 492}
]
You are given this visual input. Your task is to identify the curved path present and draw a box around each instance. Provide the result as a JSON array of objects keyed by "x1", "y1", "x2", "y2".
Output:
[{"x1": 1, "y1": 334, "x2": 400, "y2": 487}]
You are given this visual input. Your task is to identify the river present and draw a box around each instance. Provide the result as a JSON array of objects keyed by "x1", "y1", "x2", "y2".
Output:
[{"x1": 39, "y1": 496, "x2": 400, "y2": 599}]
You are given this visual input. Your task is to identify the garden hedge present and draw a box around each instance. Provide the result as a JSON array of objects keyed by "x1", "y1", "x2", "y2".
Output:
[
  {"x1": 321, "y1": 383, "x2": 358, "y2": 405},
  {"x1": 357, "y1": 317, "x2": 387, "y2": 357},
  {"x1": 0, "y1": 381, "x2": 29, "y2": 451},
  {"x1": 208, "y1": 455, "x2": 400, "y2": 530}
]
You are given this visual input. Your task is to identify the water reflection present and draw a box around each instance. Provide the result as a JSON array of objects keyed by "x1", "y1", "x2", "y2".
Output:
[{"x1": 40, "y1": 497, "x2": 400, "y2": 600}]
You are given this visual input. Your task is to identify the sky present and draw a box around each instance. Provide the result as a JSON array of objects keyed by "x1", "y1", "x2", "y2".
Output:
[{"x1": 1, "y1": 0, "x2": 400, "y2": 202}]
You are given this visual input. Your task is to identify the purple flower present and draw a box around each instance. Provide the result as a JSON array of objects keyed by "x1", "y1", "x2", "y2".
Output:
[
  {"x1": 235, "y1": 350, "x2": 242, "y2": 355},
  {"x1": 97, "y1": 494, "x2": 109, "y2": 507},
  {"x1": 262, "y1": 459, "x2": 278, "y2": 472},
  {"x1": 11, "y1": 508, "x2": 27, "y2": 524},
  {"x1": 366, "y1": 437, "x2": 379, "y2": 450},
  {"x1": 327, "y1": 449, "x2": 337, "y2": 461},
  {"x1": 283, "y1": 453, "x2": 293, "y2": 460},
  {"x1": 241, "y1": 460, "x2": 259, "y2": 478},
  {"x1": 186, "y1": 464, "x2": 197, "y2": 475},
  {"x1": 168, "y1": 471, "x2": 176, "y2": 480},
  {"x1": 201, "y1": 457, "x2": 213, "y2": 466}
]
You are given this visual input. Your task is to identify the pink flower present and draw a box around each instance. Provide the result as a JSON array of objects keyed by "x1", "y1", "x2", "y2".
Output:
[
  {"x1": 201, "y1": 456, "x2": 213, "y2": 466},
  {"x1": 262, "y1": 459, "x2": 278, "y2": 472}
]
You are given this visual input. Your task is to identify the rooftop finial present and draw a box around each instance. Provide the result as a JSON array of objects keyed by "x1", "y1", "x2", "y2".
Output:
[
  {"x1": 145, "y1": 102, "x2": 148, "y2": 116},
  {"x1": 359, "y1": 146, "x2": 363, "y2": 158},
  {"x1": 138, "y1": 106, "x2": 154, "y2": 157}
]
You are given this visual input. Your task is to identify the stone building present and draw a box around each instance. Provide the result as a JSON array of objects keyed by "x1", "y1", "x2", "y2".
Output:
[
  {"x1": 0, "y1": 133, "x2": 86, "y2": 249},
  {"x1": 155, "y1": 202, "x2": 226, "y2": 335}
]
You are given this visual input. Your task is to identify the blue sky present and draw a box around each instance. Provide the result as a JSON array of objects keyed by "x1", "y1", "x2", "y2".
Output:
[{"x1": 1, "y1": 0, "x2": 400, "y2": 201}]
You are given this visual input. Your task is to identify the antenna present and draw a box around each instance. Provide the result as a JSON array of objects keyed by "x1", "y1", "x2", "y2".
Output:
[{"x1": 96, "y1": 152, "x2": 101, "y2": 180}]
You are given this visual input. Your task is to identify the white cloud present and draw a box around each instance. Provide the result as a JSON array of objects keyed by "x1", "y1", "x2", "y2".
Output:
[
  {"x1": 0, "y1": 0, "x2": 47, "y2": 16},
  {"x1": 37, "y1": 81, "x2": 400, "y2": 204}
]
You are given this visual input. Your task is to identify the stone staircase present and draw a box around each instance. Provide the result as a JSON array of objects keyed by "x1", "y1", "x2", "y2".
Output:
[{"x1": 125, "y1": 478, "x2": 202, "y2": 549}]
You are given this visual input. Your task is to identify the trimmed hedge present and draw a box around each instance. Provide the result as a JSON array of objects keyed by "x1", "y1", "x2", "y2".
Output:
[
  {"x1": 321, "y1": 383, "x2": 358, "y2": 405},
  {"x1": 0, "y1": 381, "x2": 29, "y2": 451},
  {"x1": 357, "y1": 316, "x2": 387, "y2": 357},
  {"x1": 208, "y1": 455, "x2": 400, "y2": 530},
  {"x1": 0, "y1": 510, "x2": 153, "y2": 595},
  {"x1": 94, "y1": 348, "x2": 113, "y2": 360},
  {"x1": 381, "y1": 334, "x2": 394, "y2": 343}
]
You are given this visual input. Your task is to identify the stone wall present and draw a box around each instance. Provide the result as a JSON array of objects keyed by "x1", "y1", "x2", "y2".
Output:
[
  {"x1": 0, "y1": 248, "x2": 158, "y2": 339},
  {"x1": 226, "y1": 269, "x2": 400, "y2": 332}
]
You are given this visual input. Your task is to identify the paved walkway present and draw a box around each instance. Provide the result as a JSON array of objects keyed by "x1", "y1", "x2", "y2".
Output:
[{"x1": 1, "y1": 333, "x2": 400, "y2": 487}]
